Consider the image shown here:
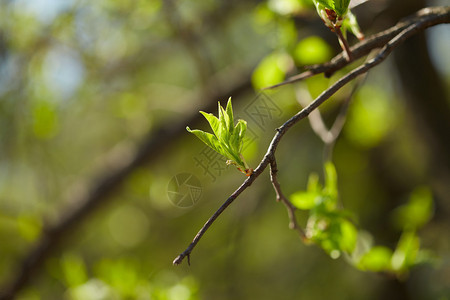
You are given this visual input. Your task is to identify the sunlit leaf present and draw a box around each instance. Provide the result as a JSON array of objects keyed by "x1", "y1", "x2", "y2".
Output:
[
  {"x1": 186, "y1": 128, "x2": 222, "y2": 154},
  {"x1": 252, "y1": 52, "x2": 292, "y2": 89},
  {"x1": 61, "y1": 253, "x2": 88, "y2": 288},
  {"x1": 199, "y1": 111, "x2": 221, "y2": 139},
  {"x1": 391, "y1": 186, "x2": 433, "y2": 230},
  {"x1": 291, "y1": 191, "x2": 320, "y2": 210},
  {"x1": 294, "y1": 36, "x2": 333, "y2": 66},
  {"x1": 391, "y1": 231, "x2": 420, "y2": 272},
  {"x1": 187, "y1": 99, "x2": 250, "y2": 173},
  {"x1": 333, "y1": 0, "x2": 351, "y2": 16},
  {"x1": 339, "y1": 220, "x2": 358, "y2": 253},
  {"x1": 324, "y1": 161, "x2": 338, "y2": 200},
  {"x1": 358, "y1": 246, "x2": 393, "y2": 272}
]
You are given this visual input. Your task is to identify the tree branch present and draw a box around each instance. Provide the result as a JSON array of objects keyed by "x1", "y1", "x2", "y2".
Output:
[
  {"x1": 269, "y1": 157, "x2": 305, "y2": 238},
  {"x1": 264, "y1": 6, "x2": 450, "y2": 89},
  {"x1": 172, "y1": 6, "x2": 450, "y2": 265}
]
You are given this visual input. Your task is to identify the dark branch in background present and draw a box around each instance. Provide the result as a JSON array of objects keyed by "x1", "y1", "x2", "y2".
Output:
[
  {"x1": 295, "y1": 67, "x2": 368, "y2": 162},
  {"x1": 173, "y1": 6, "x2": 450, "y2": 265},
  {"x1": 265, "y1": 6, "x2": 450, "y2": 89},
  {"x1": 0, "y1": 70, "x2": 254, "y2": 300}
]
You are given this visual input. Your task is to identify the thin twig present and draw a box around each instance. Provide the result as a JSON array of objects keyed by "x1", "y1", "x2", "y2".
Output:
[
  {"x1": 334, "y1": 26, "x2": 353, "y2": 62},
  {"x1": 269, "y1": 157, "x2": 306, "y2": 238},
  {"x1": 264, "y1": 6, "x2": 450, "y2": 90},
  {"x1": 172, "y1": 7, "x2": 450, "y2": 265}
]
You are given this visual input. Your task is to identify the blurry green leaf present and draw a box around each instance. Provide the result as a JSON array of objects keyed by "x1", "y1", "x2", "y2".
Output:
[
  {"x1": 61, "y1": 253, "x2": 88, "y2": 288},
  {"x1": 67, "y1": 279, "x2": 116, "y2": 300},
  {"x1": 391, "y1": 186, "x2": 433, "y2": 230},
  {"x1": 324, "y1": 161, "x2": 338, "y2": 199},
  {"x1": 17, "y1": 214, "x2": 42, "y2": 242},
  {"x1": 294, "y1": 36, "x2": 332, "y2": 66},
  {"x1": 339, "y1": 220, "x2": 358, "y2": 253},
  {"x1": 32, "y1": 100, "x2": 59, "y2": 139},
  {"x1": 357, "y1": 246, "x2": 393, "y2": 272},
  {"x1": 345, "y1": 85, "x2": 395, "y2": 148},
  {"x1": 252, "y1": 52, "x2": 292, "y2": 89},
  {"x1": 291, "y1": 191, "x2": 320, "y2": 210},
  {"x1": 307, "y1": 173, "x2": 321, "y2": 193},
  {"x1": 391, "y1": 231, "x2": 420, "y2": 273},
  {"x1": 94, "y1": 258, "x2": 139, "y2": 297}
]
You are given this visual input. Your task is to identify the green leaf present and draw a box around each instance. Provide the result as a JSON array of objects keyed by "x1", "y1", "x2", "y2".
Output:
[
  {"x1": 294, "y1": 36, "x2": 333, "y2": 66},
  {"x1": 225, "y1": 97, "x2": 234, "y2": 133},
  {"x1": 235, "y1": 119, "x2": 247, "y2": 152},
  {"x1": 333, "y1": 0, "x2": 350, "y2": 16},
  {"x1": 187, "y1": 98, "x2": 250, "y2": 174},
  {"x1": 186, "y1": 127, "x2": 222, "y2": 154},
  {"x1": 312, "y1": 0, "x2": 334, "y2": 10},
  {"x1": 218, "y1": 102, "x2": 230, "y2": 142},
  {"x1": 391, "y1": 231, "x2": 420, "y2": 272},
  {"x1": 357, "y1": 246, "x2": 393, "y2": 272},
  {"x1": 199, "y1": 111, "x2": 221, "y2": 139},
  {"x1": 307, "y1": 173, "x2": 321, "y2": 193},
  {"x1": 324, "y1": 161, "x2": 338, "y2": 199},
  {"x1": 252, "y1": 52, "x2": 291, "y2": 89},
  {"x1": 339, "y1": 219, "x2": 358, "y2": 254},
  {"x1": 391, "y1": 186, "x2": 433, "y2": 230},
  {"x1": 291, "y1": 191, "x2": 320, "y2": 210}
]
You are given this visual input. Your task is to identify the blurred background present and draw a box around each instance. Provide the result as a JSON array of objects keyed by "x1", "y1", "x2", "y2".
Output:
[{"x1": 0, "y1": 0, "x2": 449, "y2": 299}]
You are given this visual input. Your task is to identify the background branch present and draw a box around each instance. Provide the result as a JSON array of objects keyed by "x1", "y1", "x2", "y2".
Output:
[{"x1": 295, "y1": 70, "x2": 367, "y2": 161}]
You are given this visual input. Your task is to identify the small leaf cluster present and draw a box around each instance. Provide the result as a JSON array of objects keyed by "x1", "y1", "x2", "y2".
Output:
[
  {"x1": 291, "y1": 163, "x2": 436, "y2": 276},
  {"x1": 186, "y1": 98, "x2": 251, "y2": 175},
  {"x1": 312, "y1": 0, "x2": 363, "y2": 39},
  {"x1": 291, "y1": 162, "x2": 358, "y2": 259},
  {"x1": 313, "y1": 0, "x2": 350, "y2": 19}
]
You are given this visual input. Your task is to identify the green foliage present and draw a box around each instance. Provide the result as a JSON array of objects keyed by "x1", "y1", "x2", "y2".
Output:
[
  {"x1": 187, "y1": 98, "x2": 251, "y2": 175},
  {"x1": 345, "y1": 85, "x2": 396, "y2": 148},
  {"x1": 294, "y1": 36, "x2": 333, "y2": 66},
  {"x1": 312, "y1": 0, "x2": 350, "y2": 20},
  {"x1": 357, "y1": 246, "x2": 393, "y2": 272},
  {"x1": 291, "y1": 162, "x2": 434, "y2": 275},
  {"x1": 312, "y1": 0, "x2": 363, "y2": 44},
  {"x1": 61, "y1": 253, "x2": 88, "y2": 288},
  {"x1": 391, "y1": 186, "x2": 433, "y2": 230},
  {"x1": 252, "y1": 52, "x2": 292, "y2": 89},
  {"x1": 292, "y1": 162, "x2": 357, "y2": 258}
]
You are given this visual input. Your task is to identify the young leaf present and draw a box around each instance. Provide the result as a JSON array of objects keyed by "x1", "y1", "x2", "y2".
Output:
[
  {"x1": 186, "y1": 98, "x2": 251, "y2": 175},
  {"x1": 357, "y1": 246, "x2": 393, "y2": 272},
  {"x1": 225, "y1": 98, "x2": 234, "y2": 133},
  {"x1": 333, "y1": 0, "x2": 351, "y2": 16},
  {"x1": 199, "y1": 112, "x2": 221, "y2": 139},
  {"x1": 186, "y1": 127, "x2": 222, "y2": 154}
]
